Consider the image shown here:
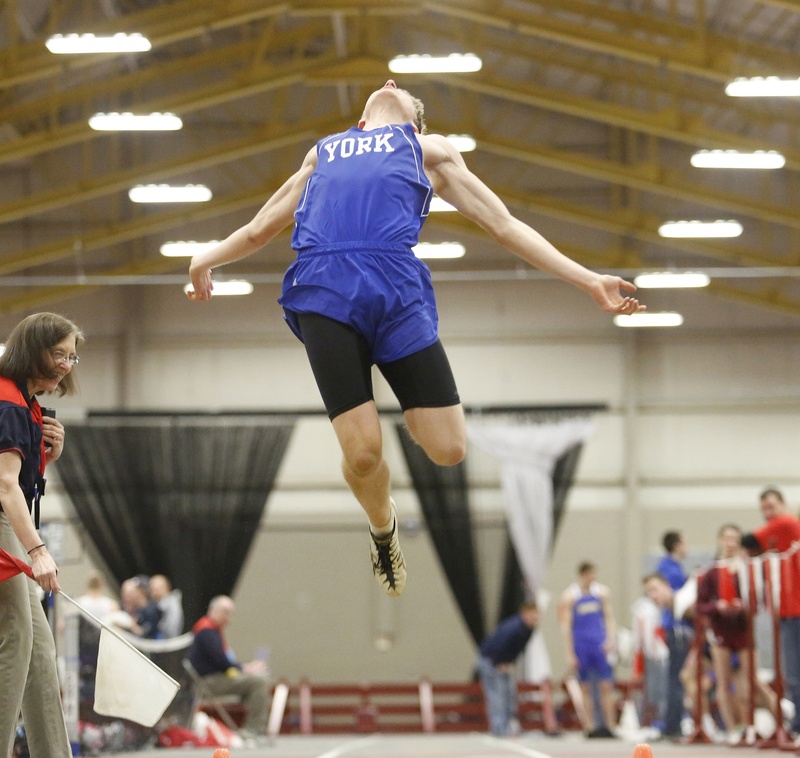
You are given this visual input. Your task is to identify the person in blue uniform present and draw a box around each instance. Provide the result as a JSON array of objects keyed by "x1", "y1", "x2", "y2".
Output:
[
  {"x1": 188, "y1": 80, "x2": 645, "y2": 597},
  {"x1": 0, "y1": 312, "x2": 83, "y2": 758},
  {"x1": 656, "y1": 531, "x2": 688, "y2": 592},
  {"x1": 558, "y1": 562, "x2": 618, "y2": 737},
  {"x1": 477, "y1": 601, "x2": 539, "y2": 736},
  {"x1": 655, "y1": 530, "x2": 692, "y2": 739}
]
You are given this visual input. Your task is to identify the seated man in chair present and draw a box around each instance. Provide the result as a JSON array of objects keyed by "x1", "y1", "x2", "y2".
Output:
[{"x1": 186, "y1": 595, "x2": 269, "y2": 739}]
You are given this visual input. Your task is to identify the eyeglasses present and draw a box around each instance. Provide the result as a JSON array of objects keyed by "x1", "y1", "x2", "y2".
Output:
[{"x1": 51, "y1": 350, "x2": 79, "y2": 366}]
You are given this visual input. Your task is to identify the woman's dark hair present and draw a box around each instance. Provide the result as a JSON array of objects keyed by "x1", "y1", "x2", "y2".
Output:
[{"x1": 0, "y1": 312, "x2": 85, "y2": 397}]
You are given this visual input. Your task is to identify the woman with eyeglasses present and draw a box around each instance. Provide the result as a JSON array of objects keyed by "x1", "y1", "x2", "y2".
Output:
[{"x1": 0, "y1": 312, "x2": 84, "y2": 758}]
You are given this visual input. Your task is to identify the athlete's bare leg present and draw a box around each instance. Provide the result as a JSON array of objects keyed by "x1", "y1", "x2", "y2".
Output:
[
  {"x1": 403, "y1": 403, "x2": 467, "y2": 466},
  {"x1": 332, "y1": 402, "x2": 466, "y2": 527},
  {"x1": 710, "y1": 645, "x2": 738, "y2": 731},
  {"x1": 581, "y1": 682, "x2": 596, "y2": 731},
  {"x1": 332, "y1": 400, "x2": 392, "y2": 529},
  {"x1": 332, "y1": 399, "x2": 409, "y2": 595},
  {"x1": 599, "y1": 678, "x2": 618, "y2": 730}
]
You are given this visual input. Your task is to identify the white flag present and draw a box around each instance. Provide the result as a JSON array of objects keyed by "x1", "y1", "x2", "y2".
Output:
[{"x1": 93, "y1": 628, "x2": 180, "y2": 727}]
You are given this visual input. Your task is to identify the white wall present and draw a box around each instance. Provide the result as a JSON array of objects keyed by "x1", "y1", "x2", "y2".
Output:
[{"x1": 7, "y1": 275, "x2": 800, "y2": 684}]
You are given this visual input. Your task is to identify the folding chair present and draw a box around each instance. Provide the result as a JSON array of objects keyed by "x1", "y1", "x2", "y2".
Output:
[{"x1": 181, "y1": 658, "x2": 243, "y2": 733}]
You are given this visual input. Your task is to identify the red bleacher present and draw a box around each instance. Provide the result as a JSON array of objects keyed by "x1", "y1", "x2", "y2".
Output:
[{"x1": 264, "y1": 678, "x2": 573, "y2": 735}]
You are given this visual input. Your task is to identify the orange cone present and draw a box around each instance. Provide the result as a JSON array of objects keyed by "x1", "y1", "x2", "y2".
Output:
[
  {"x1": 212, "y1": 750, "x2": 231, "y2": 758},
  {"x1": 632, "y1": 744, "x2": 653, "y2": 758}
]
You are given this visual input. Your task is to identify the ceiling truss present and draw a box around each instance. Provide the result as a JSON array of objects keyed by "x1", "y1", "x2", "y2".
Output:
[{"x1": 2, "y1": 0, "x2": 800, "y2": 318}]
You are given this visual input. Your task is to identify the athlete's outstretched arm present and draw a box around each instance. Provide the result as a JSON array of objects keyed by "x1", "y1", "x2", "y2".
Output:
[
  {"x1": 420, "y1": 135, "x2": 644, "y2": 315},
  {"x1": 188, "y1": 146, "x2": 318, "y2": 301}
]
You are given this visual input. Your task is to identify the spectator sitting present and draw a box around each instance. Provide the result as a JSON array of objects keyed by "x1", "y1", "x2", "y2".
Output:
[
  {"x1": 149, "y1": 574, "x2": 184, "y2": 638},
  {"x1": 112, "y1": 577, "x2": 162, "y2": 639},
  {"x1": 186, "y1": 595, "x2": 269, "y2": 739}
]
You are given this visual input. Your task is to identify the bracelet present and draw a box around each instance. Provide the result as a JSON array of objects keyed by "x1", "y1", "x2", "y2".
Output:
[{"x1": 27, "y1": 544, "x2": 45, "y2": 555}]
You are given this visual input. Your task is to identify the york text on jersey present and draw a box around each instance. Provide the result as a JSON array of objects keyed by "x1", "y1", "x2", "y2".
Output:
[{"x1": 322, "y1": 133, "x2": 395, "y2": 162}]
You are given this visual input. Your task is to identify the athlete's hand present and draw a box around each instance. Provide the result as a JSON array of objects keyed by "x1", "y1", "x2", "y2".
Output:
[
  {"x1": 589, "y1": 274, "x2": 645, "y2": 315},
  {"x1": 187, "y1": 260, "x2": 214, "y2": 302}
]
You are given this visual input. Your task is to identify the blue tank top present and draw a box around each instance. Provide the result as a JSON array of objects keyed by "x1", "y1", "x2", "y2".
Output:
[
  {"x1": 291, "y1": 123, "x2": 433, "y2": 252},
  {"x1": 570, "y1": 582, "x2": 606, "y2": 645}
]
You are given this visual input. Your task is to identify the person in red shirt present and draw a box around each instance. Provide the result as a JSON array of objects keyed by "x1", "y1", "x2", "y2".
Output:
[
  {"x1": 186, "y1": 595, "x2": 269, "y2": 740},
  {"x1": 741, "y1": 488, "x2": 800, "y2": 738},
  {"x1": 0, "y1": 312, "x2": 83, "y2": 758},
  {"x1": 743, "y1": 488, "x2": 800, "y2": 555}
]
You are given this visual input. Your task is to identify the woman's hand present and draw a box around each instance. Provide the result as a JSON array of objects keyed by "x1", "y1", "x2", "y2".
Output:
[
  {"x1": 41, "y1": 416, "x2": 65, "y2": 461},
  {"x1": 29, "y1": 545, "x2": 60, "y2": 593}
]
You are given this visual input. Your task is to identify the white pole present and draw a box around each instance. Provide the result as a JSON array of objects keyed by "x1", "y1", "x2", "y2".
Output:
[
  {"x1": 63, "y1": 611, "x2": 81, "y2": 756},
  {"x1": 267, "y1": 681, "x2": 289, "y2": 740}
]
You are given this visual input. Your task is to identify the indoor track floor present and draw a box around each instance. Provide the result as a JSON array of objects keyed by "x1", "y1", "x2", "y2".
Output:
[{"x1": 98, "y1": 730, "x2": 799, "y2": 758}]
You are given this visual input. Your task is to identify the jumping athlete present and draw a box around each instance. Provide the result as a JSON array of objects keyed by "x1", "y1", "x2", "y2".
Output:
[{"x1": 188, "y1": 80, "x2": 645, "y2": 597}]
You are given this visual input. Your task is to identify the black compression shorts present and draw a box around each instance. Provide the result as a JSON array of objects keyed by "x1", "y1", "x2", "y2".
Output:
[{"x1": 296, "y1": 312, "x2": 461, "y2": 420}]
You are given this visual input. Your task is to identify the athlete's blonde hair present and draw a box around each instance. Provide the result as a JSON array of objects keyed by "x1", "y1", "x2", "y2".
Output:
[{"x1": 400, "y1": 89, "x2": 427, "y2": 134}]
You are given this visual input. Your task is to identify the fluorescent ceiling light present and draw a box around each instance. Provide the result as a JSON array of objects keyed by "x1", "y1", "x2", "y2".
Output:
[
  {"x1": 46, "y1": 33, "x2": 151, "y2": 54},
  {"x1": 89, "y1": 112, "x2": 182, "y2": 131},
  {"x1": 413, "y1": 242, "x2": 465, "y2": 259},
  {"x1": 129, "y1": 184, "x2": 212, "y2": 203},
  {"x1": 634, "y1": 272, "x2": 710, "y2": 289},
  {"x1": 691, "y1": 149, "x2": 785, "y2": 169},
  {"x1": 183, "y1": 280, "x2": 253, "y2": 296},
  {"x1": 725, "y1": 77, "x2": 800, "y2": 97},
  {"x1": 658, "y1": 220, "x2": 743, "y2": 238},
  {"x1": 446, "y1": 134, "x2": 477, "y2": 152},
  {"x1": 388, "y1": 53, "x2": 482, "y2": 74},
  {"x1": 0, "y1": 344, "x2": 4, "y2": 357},
  {"x1": 160, "y1": 241, "x2": 220, "y2": 257},
  {"x1": 613, "y1": 312, "x2": 684, "y2": 328},
  {"x1": 429, "y1": 197, "x2": 457, "y2": 212}
]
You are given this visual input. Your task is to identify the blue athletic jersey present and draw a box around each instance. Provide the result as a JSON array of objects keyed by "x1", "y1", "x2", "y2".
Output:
[
  {"x1": 291, "y1": 123, "x2": 432, "y2": 251},
  {"x1": 280, "y1": 122, "x2": 440, "y2": 364},
  {"x1": 570, "y1": 582, "x2": 607, "y2": 646}
]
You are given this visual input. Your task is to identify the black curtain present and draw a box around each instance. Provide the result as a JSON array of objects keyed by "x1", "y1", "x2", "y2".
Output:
[
  {"x1": 55, "y1": 415, "x2": 294, "y2": 629},
  {"x1": 497, "y1": 441, "x2": 585, "y2": 621},
  {"x1": 395, "y1": 424, "x2": 485, "y2": 646}
]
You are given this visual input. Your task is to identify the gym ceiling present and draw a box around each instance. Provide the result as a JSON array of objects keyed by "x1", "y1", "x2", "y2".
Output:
[{"x1": 2, "y1": 0, "x2": 800, "y2": 319}]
